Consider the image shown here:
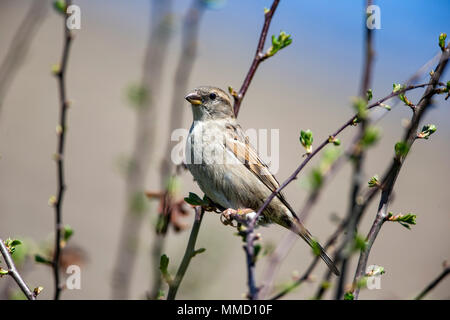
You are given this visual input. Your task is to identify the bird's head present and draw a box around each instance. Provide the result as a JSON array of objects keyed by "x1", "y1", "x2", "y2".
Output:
[{"x1": 185, "y1": 86, "x2": 234, "y2": 121}]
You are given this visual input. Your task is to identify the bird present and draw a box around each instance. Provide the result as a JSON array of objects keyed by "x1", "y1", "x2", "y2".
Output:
[{"x1": 184, "y1": 86, "x2": 340, "y2": 276}]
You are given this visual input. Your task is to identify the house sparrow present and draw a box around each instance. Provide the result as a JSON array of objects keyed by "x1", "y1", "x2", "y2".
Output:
[{"x1": 184, "y1": 86, "x2": 339, "y2": 276}]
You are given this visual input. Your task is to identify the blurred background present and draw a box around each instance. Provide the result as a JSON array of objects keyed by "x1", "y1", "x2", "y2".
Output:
[{"x1": 0, "y1": 0, "x2": 449, "y2": 300}]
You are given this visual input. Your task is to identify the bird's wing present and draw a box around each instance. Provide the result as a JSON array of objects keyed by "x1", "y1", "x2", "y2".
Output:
[{"x1": 224, "y1": 123, "x2": 300, "y2": 220}]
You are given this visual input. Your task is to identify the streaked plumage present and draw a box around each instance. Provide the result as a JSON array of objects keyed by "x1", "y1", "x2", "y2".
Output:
[{"x1": 185, "y1": 86, "x2": 339, "y2": 276}]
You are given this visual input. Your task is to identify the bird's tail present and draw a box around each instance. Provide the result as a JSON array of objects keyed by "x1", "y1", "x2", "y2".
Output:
[{"x1": 291, "y1": 220, "x2": 340, "y2": 276}]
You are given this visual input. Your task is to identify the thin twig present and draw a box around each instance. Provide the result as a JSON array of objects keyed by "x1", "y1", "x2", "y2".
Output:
[
  {"x1": 313, "y1": 53, "x2": 444, "y2": 300},
  {"x1": 0, "y1": 238, "x2": 36, "y2": 300},
  {"x1": 150, "y1": 0, "x2": 205, "y2": 299},
  {"x1": 415, "y1": 263, "x2": 450, "y2": 300},
  {"x1": 241, "y1": 80, "x2": 434, "y2": 300},
  {"x1": 352, "y1": 45, "x2": 450, "y2": 299},
  {"x1": 52, "y1": 0, "x2": 73, "y2": 300},
  {"x1": 233, "y1": 0, "x2": 280, "y2": 117},
  {"x1": 269, "y1": 221, "x2": 347, "y2": 300},
  {"x1": 0, "y1": 0, "x2": 49, "y2": 115},
  {"x1": 167, "y1": 207, "x2": 205, "y2": 300},
  {"x1": 112, "y1": 0, "x2": 173, "y2": 299},
  {"x1": 335, "y1": 0, "x2": 375, "y2": 299}
]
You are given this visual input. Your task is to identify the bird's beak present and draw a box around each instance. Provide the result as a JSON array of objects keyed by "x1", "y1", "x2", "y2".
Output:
[{"x1": 185, "y1": 92, "x2": 202, "y2": 105}]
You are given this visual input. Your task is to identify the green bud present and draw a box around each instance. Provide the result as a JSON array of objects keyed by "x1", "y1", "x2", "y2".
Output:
[
  {"x1": 361, "y1": 126, "x2": 380, "y2": 148},
  {"x1": 352, "y1": 97, "x2": 368, "y2": 120},
  {"x1": 393, "y1": 83, "x2": 404, "y2": 93},
  {"x1": 439, "y1": 33, "x2": 447, "y2": 50},
  {"x1": 267, "y1": 31, "x2": 293, "y2": 57},
  {"x1": 63, "y1": 225, "x2": 74, "y2": 242},
  {"x1": 418, "y1": 124, "x2": 437, "y2": 139},
  {"x1": 394, "y1": 141, "x2": 409, "y2": 158},
  {"x1": 380, "y1": 103, "x2": 391, "y2": 111},
  {"x1": 368, "y1": 175, "x2": 379, "y2": 188},
  {"x1": 159, "y1": 254, "x2": 172, "y2": 284},
  {"x1": 300, "y1": 129, "x2": 314, "y2": 154},
  {"x1": 344, "y1": 292, "x2": 354, "y2": 300},
  {"x1": 387, "y1": 212, "x2": 416, "y2": 229},
  {"x1": 366, "y1": 89, "x2": 373, "y2": 101},
  {"x1": 328, "y1": 136, "x2": 341, "y2": 146},
  {"x1": 53, "y1": 0, "x2": 67, "y2": 14}
]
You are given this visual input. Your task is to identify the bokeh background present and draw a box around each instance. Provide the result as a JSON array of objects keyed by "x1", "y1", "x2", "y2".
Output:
[{"x1": 0, "y1": 0, "x2": 449, "y2": 299}]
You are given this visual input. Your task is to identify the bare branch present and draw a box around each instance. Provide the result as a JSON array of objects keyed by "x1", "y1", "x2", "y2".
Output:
[
  {"x1": 335, "y1": 0, "x2": 375, "y2": 299},
  {"x1": 52, "y1": 0, "x2": 74, "y2": 300},
  {"x1": 415, "y1": 263, "x2": 450, "y2": 300},
  {"x1": 233, "y1": 0, "x2": 280, "y2": 117},
  {"x1": 167, "y1": 207, "x2": 205, "y2": 300},
  {"x1": 0, "y1": 0, "x2": 49, "y2": 115},
  {"x1": 150, "y1": 0, "x2": 205, "y2": 299},
  {"x1": 112, "y1": 0, "x2": 173, "y2": 299}
]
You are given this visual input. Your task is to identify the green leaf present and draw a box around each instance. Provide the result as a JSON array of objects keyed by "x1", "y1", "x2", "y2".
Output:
[
  {"x1": 4, "y1": 238, "x2": 22, "y2": 254},
  {"x1": 159, "y1": 254, "x2": 172, "y2": 284},
  {"x1": 387, "y1": 212, "x2": 416, "y2": 229},
  {"x1": 309, "y1": 168, "x2": 323, "y2": 191},
  {"x1": 361, "y1": 126, "x2": 380, "y2": 148},
  {"x1": 63, "y1": 225, "x2": 74, "y2": 242},
  {"x1": 393, "y1": 83, "x2": 404, "y2": 93},
  {"x1": 0, "y1": 268, "x2": 9, "y2": 276},
  {"x1": 394, "y1": 141, "x2": 410, "y2": 158},
  {"x1": 418, "y1": 124, "x2": 437, "y2": 139},
  {"x1": 300, "y1": 129, "x2": 314, "y2": 154},
  {"x1": 34, "y1": 254, "x2": 51, "y2": 264},
  {"x1": 126, "y1": 83, "x2": 149, "y2": 108},
  {"x1": 192, "y1": 248, "x2": 206, "y2": 257},
  {"x1": 184, "y1": 192, "x2": 206, "y2": 206},
  {"x1": 366, "y1": 89, "x2": 373, "y2": 101},
  {"x1": 53, "y1": 0, "x2": 67, "y2": 14},
  {"x1": 353, "y1": 234, "x2": 367, "y2": 252},
  {"x1": 352, "y1": 97, "x2": 368, "y2": 120},
  {"x1": 344, "y1": 292, "x2": 354, "y2": 300},
  {"x1": 439, "y1": 33, "x2": 447, "y2": 50},
  {"x1": 368, "y1": 175, "x2": 379, "y2": 188},
  {"x1": 267, "y1": 31, "x2": 293, "y2": 57}
]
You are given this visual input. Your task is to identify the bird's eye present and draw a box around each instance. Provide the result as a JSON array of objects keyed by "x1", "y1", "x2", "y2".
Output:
[{"x1": 209, "y1": 93, "x2": 217, "y2": 100}]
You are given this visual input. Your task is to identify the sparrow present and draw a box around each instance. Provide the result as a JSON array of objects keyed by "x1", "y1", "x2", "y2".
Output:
[{"x1": 184, "y1": 86, "x2": 339, "y2": 276}]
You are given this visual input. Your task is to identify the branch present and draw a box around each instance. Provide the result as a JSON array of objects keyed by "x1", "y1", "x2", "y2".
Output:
[
  {"x1": 112, "y1": 0, "x2": 173, "y2": 299},
  {"x1": 335, "y1": 0, "x2": 375, "y2": 299},
  {"x1": 233, "y1": 0, "x2": 280, "y2": 117},
  {"x1": 269, "y1": 221, "x2": 347, "y2": 300},
  {"x1": 167, "y1": 207, "x2": 205, "y2": 300},
  {"x1": 51, "y1": 0, "x2": 74, "y2": 300},
  {"x1": 352, "y1": 45, "x2": 450, "y2": 299},
  {"x1": 415, "y1": 263, "x2": 450, "y2": 300},
  {"x1": 150, "y1": 0, "x2": 205, "y2": 299},
  {"x1": 0, "y1": 0, "x2": 49, "y2": 115},
  {"x1": 0, "y1": 238, "x2": 36, "y2": 300}
]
